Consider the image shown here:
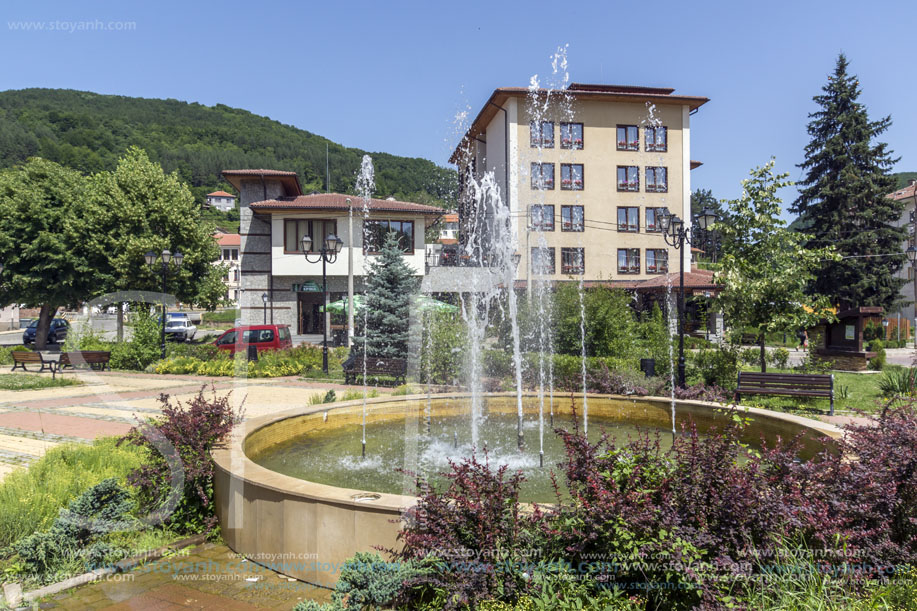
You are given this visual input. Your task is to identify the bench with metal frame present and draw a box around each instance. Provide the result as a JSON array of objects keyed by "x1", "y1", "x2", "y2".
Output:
[
  {"x1": 58, "y1": 351, "x2": 112, "y2": 372},
  {"x1": 342, "y1": 355, "x2": 407, "y2": 386},
  {"x1": 735, "y1": 371, "x2": 835, "y2": 415},
  {"x1": 10, "y1": 350, "x2": 57, "y2": 376}
]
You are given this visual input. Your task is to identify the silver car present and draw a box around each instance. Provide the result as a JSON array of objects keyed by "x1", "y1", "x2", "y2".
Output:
[{"x1": 164, "y1": 319, "x2": 197, "y2": 342}]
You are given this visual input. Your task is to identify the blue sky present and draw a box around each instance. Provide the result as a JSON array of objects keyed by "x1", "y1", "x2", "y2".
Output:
[{"x1": 1, "y1": 0, "x2": 915, "y2": 218}]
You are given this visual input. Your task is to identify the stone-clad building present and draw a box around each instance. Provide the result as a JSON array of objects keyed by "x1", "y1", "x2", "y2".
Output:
[{"x1": 222, "y1": 169, "x2": 442, "y2": 336}]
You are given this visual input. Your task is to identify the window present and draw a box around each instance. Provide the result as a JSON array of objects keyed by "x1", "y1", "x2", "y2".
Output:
[
  {"x1": 231, "y1": 249, "x2": 238, "y2": 260},
  {"x1": 221, "y1": 249, "x2": 230, "y2": 261},
  {"x1": 646, "y1": 167, "x2": 668, "y2": 193},
  {"x1": 364, "y1": 220, "x2": 415, "y2": 254},
  {"x1": 617, "y1": 207, "x2": 639, "y2": 232},
  {"x1": 617, "y1": 125, "x2": 639, "y2": 151},
  {"x1": 531, "y1": 247, "x2": 555, "y2": 275},
  {"x1": 617, "y1": 248, "x2": 640, "y2": 274},
  {"x1": 530, "y1": 205, "x2": 555, "y2": 231},
  {"x1": 646, "y1": 126, "x2": 667, "y2": 152},
  {"x1": 531, "y1": 163, "x2": 555, "y2": 190},
  {"x1": 560, "y1": 164, "x2": 584, "y2": 190},
  {"x1": 233, "y1": 269, "x2": 239, "y2": 281},
  {"x1": 646, "y1": 249, "x2": 668, "y2": 274},
  {"x1": 561, "y1": 248, "x2": 585, "y2": 275},
  {"x1": 284, "y1": 219, "x2": 337, "y2": 253},
  {"x1": 646, "y1": 207, "x2": 666, "y2": 232},
  {"x1": 243, "y1": 328, "x2": 275, "y2": 343},
  {"x1": 530, "y1": 121, "x2": 554, "y2": 148},
  {"x1": 617, "y1": 166, "x2": 639, "y2": 191},
  {"x1": 561, "y1": 205, "x2": 584, "y2": 232},
  {"x1": 560, "y1": 122, "x2": 583, "y2": 149}
]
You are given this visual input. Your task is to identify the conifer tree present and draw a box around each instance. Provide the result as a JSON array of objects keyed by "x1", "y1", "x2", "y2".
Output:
[
  {"x1": 357, "y1": 232, "x2": 417, "y2": 358},
  {"x1": 792, "y1": 54, "x2": 905, "y2": 311}
]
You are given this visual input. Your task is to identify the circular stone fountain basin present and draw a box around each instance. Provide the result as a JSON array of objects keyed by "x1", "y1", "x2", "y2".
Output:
[{"x1": 212, "y1": 393, "x2": 842, "y2": 587}]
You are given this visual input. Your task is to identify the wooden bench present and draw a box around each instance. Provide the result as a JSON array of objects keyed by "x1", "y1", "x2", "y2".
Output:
[
  {"x1": 58, "y1": 351, "x2": 111, "y2": 372},
  {"x1": 342, "y1": 354, "x2": 407, "y2": 386},
  {"x1": 10, "y1": 350, "x2": 57, "y2": 375},
  {"x1": 735, "y1": 371, "x2": 835, "y2": 415}
]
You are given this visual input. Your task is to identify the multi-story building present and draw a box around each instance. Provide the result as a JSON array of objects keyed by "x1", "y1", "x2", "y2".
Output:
[
  {"x1": 222, "y1": 169, "x2": 442, "y2": 335},
  {"x1": 215, "y1": 231, "x2": 241, "y2": 305},
  {"x1": 451, "y1": 83, "x2": 708, "y2": 285},
  {"x1": 891, "y1": 180, "x2": 917, "y2": 327},
  {"x1": 206, "y1": 190, "x2": 238, "y2": 212}
]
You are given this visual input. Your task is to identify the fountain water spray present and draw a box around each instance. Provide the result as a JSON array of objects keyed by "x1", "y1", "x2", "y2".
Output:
[{"x1": 356, "y1": 155, "x2": 375, "y2": 458}]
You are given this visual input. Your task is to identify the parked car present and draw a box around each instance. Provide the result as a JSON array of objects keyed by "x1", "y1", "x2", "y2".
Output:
[
  {"x1": 164, "y1": 319, "x2": 197, "y2": 342},
  {"x1": 214, "y1": 325, "x2": 292, "y2": 356},
  {"x1": 22, "y1": 318, "x2": 70, "y2": 345}
]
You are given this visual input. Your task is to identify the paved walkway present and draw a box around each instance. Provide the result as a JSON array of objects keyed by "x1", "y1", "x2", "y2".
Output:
[
  {"x1": 0, "y1": 370, "x2": 371, "y2": 482},
  {"x1": 36, "y1": 542, "x2": 332, "y2": 610}
]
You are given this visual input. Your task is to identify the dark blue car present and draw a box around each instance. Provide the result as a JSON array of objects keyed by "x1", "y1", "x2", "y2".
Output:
[{"x1": 22, "y1": 318, "x2": 70, "y2": 345}]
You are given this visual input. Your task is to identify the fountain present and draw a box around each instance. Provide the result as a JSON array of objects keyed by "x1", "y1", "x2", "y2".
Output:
[{"x1": 212, "y1": 57, "x2": 844, "y2": 587}]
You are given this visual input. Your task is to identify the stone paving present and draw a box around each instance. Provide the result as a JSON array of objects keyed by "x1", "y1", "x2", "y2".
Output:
[
  {"x1": 36, "y1": 543, "x2": 332, "y2": 610},
  {"x1": 0, "y1": 370, "x2": 367, "y2": 482}
]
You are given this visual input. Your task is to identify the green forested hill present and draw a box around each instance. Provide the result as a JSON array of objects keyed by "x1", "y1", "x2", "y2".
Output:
[{"x1": 0, "y1": 88, "x2": 457, "y2": 206}]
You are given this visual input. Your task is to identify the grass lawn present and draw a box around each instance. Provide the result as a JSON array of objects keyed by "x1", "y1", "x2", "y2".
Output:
[
  {"x1": 735, "y1": 366, "x2": 888, "y2": 415},
  {"x1": 0, "y1": 374, "x2": 83, "y2": 391}
]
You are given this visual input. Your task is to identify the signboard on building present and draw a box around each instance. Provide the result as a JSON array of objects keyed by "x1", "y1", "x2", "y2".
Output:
[{"x1": 293, "y1": 282, "x2": 321, "y2": 292}]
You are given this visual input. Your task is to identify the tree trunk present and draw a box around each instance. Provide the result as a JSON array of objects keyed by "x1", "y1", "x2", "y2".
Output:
[
  {"x1": 759, "y1": 333, "x2": 767, "y2": 373},
  {"x1": 116, "y1": 303, "x2": 124, "y2": 342},
  {"x1": 34, "y1": 304, "x2": 54, "y2": 350}
]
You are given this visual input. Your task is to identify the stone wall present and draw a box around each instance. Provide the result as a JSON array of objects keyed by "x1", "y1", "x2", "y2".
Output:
[{"x1": 238, "y1": 178, "x2": 286, "y2": 326}]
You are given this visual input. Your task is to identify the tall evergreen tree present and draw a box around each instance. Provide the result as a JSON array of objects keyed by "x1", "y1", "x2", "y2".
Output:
[
  {"x1": 357, "y1": 232, "x2": 417, "y2": 358},
  {"x1": 792, "y1": 54, "x2": 905, "y2": 311}
]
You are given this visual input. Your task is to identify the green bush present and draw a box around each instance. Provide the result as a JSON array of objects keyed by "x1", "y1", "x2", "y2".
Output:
[
  {"x1": 0, "y1": 437, "x2": 146, "y2": 548},
  {"x1": 200, "y1": 309, "x2": 238, "y2": 324},
  {"x1": 863, "y1": 319, "x2": 885, "y2": 342},
  {"x1": 769, "y1": 347, "x2": 790, "y2": 369},
  {"x1": 868, "y1": 339, "x2": 886, "y2": 371},
  {"x1": 739, "y1": 347, "x2": 760, "y2": 366},
  {"x1": 165, "y1": 341, "x2": 219, "y2": 360},
  {"x1": 110, "y1": 309, "x2": 161, "y2": 370},
  {"x1": 688, "y1": 343, "x2": 740, "y2": 390},
  {"x1": 62, "y1": 323, "x2": 114, "y2": 352},
  {"x1": 0, "y1": 345, "x2": 30, "y2": 365},
  {"x1": 879, "y1": 367, "x2": 917, "y2": 398},
  {"x1": 153, "y1": 345, "x2": 346, "y2": 378},
  {"x1": 419, "y1": 310, "x2": 466, "y2": 385}
]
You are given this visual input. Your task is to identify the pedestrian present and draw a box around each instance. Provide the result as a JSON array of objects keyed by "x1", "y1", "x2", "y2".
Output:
[{"x1": 796, "y1": 329, "x2": 808, "y2": 351}]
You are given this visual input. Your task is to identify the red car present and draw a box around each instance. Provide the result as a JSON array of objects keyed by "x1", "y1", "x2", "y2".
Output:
[{"x1": 214, "y1": 325, "x2": 293, "y2": 356}]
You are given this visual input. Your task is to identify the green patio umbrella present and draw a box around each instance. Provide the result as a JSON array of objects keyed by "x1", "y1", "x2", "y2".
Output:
[{"x1": 320, "y1": 294, "x2": 457, "y2": 314}]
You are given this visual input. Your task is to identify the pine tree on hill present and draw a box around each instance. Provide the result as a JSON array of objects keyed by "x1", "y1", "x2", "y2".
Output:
[
  {"x1": 792, "y1": 54, "x2": 905, "y2": 312},
  {"x1": 357, "y1": 232, "x2": 418, "y2": 359}
]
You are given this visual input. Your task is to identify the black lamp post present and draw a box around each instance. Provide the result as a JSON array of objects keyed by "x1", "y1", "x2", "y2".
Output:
[
  {"x1": 658, "y1": 206, "x2": 718, "y2": 388},
  {"x1": 261, "y1": 292, "x2": 268, "y2": 324},
  {"x1": 144, "y1": 249, "x2": 183, "y2": 359},
  {"x1": 908, "y1": 245, "x2": 917, "y2": 347},
  {"x1": 301, "y1": 233, "x2": 344, "y2": 373}
]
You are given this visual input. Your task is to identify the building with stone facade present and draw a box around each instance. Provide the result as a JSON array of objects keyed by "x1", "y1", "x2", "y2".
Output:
[
  {"x1": 451, "y1": 83, "x2": 708, "y2": 286},
  {"x1": 222, "y1": 170, "x2": 442, "y2": 335},
  {"x1": 215, "y1": 231, "x2": 241, "y2": 305}
]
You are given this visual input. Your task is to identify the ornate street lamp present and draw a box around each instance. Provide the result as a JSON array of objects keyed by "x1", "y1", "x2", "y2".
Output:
[
  {"x1": 302, "y1": 233, "x2": 344, "y2": 373},
  {"x1": 908, "y1": 245, "x2": 917, "y2": 347},
  {"x1": 657, "y1": 206, "x2": 719, "y2": 388},
  {"x1": 145, "y1": 249, "x2": 184, "y2": 359}
]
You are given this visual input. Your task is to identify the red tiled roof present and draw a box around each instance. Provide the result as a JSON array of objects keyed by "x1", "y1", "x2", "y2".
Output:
[
  {"x1": 207, "y1": 191, "x2": 235, "y2": 198},
  {"x1": 889, "y1": 183, "x2": 917, "y2": 201},
  {"x1": 215, "y1": 233, "x2": 241, "y2": 247},
  {"x1": 619, "y1": 267, "x2": 719, "y2": 291},
  {"x1": 442, "y1": 213, "x2": 459, "y2": 223},
  {"x1": 438, "y1": 238, "x2": 459, "y2": 245},
  {"x1": 451, "y1": 84, "x2": 709, "y2": 163},
  {"x1": 221, "y1": 169, "x2": 303, "y2": 197},
  {"x1": 248, "y1": 193, "x2": 444, "y2": 216}
]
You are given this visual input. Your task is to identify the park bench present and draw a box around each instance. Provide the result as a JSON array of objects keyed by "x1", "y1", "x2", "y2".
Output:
[
  {"x1": 342, "y1": 354, "x2": 407, "y2": 386},
  {"x1": 58, "y1": 351, "x2": 112, "y2": 372},
  {"x1": 10, "y1": 350, "x2": 57, "y2": 375},
  {"x1": 735, "y1": 371, "x2": 835, "y2": 415}
]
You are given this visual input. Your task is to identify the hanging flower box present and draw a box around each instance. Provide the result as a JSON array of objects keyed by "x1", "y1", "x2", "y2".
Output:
[
  {"x1": 573, "y1": 179, "x2": 583, "y2": 187},
  {"x1": 561, "y1": 179, "x2": 572, "y2": 186},
  {"x1": 631, "y1": 141, "x2": 639, "y2": 146},
  {"x1": 648, "y1": 265, "x2": 656, "y2": 272},
  {"x1": 618, "y1": 140, "x2": 626, "y2": 147},
  {"x1": 561, "y1": 138, "x2": 572, "y2": 145}
]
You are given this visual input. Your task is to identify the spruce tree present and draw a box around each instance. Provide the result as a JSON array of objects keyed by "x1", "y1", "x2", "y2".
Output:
[
  {"x1": 357, "y1": 231, "x2": 417, "y2": 358},
  {"x1": 792, "y1": 53, "x2": 905, "y2": 311}
]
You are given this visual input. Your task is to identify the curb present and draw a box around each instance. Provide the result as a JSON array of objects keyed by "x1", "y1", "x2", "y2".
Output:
[{"x1": 3, "y1": 533, "x2": 207, "y2": 607}]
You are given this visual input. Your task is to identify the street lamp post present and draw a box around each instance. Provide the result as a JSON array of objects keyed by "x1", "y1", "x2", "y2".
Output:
[
  {"x1": 261, "y1": 292, "x2": 268, "y2": 325},
  {"x1": 301, "y1": 233, "x2": 344, "y2": 373},
  {"x1": 658, "y1": 206, "x2": 718, "y2": 388},
  {"x1": 907, "y1": 245, "x2": 917, "y2": 347},
  {"x1": 144, "y1": 249, "x2": 184, "y2": 360}
]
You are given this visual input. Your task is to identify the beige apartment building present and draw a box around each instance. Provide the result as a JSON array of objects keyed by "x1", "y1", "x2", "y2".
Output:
[{"x1": 451, "y1": 83, "x2": 708, "y2": 284}]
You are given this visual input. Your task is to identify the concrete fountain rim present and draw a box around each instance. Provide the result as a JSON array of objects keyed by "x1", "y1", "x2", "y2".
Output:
[{"x1": 211, "y1": 391, "x2": 845, "y2": 514}]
